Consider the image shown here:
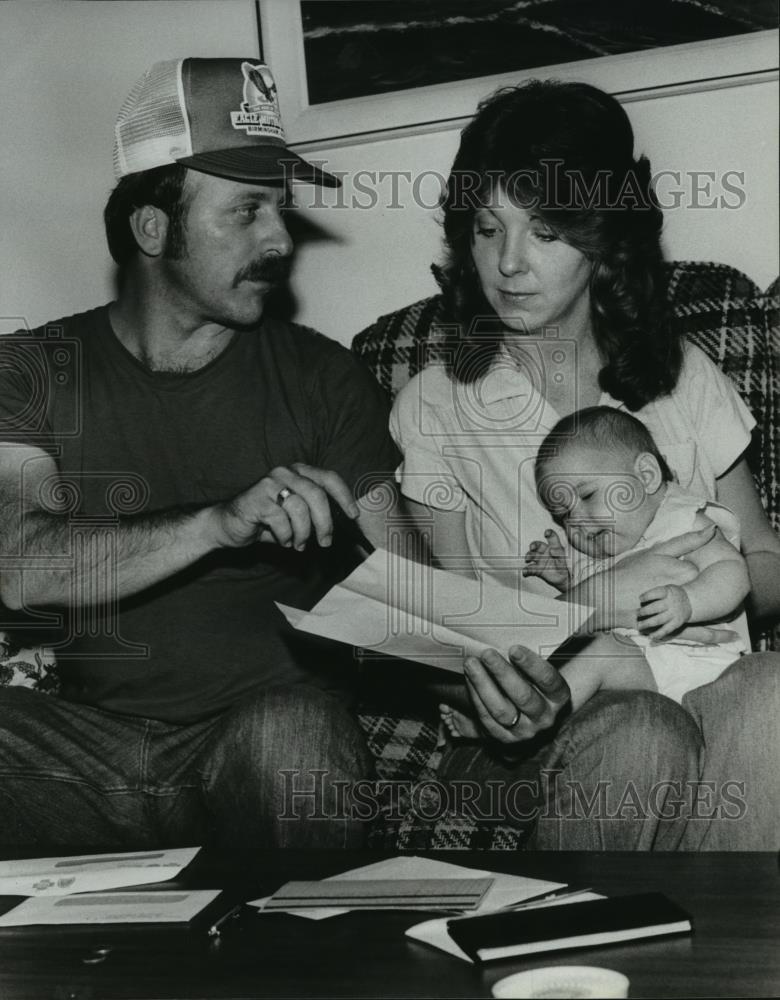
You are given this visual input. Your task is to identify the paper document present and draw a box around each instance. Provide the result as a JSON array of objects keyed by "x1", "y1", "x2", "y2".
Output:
[
  {"x1": 250, "y1": 855, "x2": 564, "y2": 921},
  {"x1": 0, "y1": 847, "x2": 200, "y2": 897},
  {"x1": 278, "y1": 548, "x2": 593, "y2": 672},
  {"x1": 0, "y1": 889, "x2": 220, "y2": 927}
]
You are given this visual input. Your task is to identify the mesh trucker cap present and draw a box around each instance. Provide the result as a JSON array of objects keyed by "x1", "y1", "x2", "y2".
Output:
[{"x1": 113, "y1": 58, "x2": 340, "y2": 186}]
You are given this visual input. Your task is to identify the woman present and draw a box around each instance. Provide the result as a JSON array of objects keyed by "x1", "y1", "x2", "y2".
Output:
[{"x1": 389, "y1": 80, "x2": 780, "y2": 849}]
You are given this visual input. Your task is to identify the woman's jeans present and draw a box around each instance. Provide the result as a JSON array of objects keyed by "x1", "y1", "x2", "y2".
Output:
[
  {"x1": 437, "y1": 653, "x2": 780, "y2": 850},
  {"x1": 0, "y1": 683, "x2": 373, "y2": 849}
]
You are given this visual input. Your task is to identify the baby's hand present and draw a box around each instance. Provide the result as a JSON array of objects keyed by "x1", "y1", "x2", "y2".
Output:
[
  {"x1": 523, "y1": 529, "x2": 570, "y2": 590},
  {"x1": 636, "y1": 584, "x2": 693, "y2": 639}
]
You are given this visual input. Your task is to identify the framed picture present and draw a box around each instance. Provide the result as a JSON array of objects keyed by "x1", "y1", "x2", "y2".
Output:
[{"x1": 257, "y1": 0, "x2": 778, "y2": 151}]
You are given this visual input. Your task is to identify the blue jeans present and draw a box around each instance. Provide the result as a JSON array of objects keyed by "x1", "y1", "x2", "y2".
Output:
[
  {"x1": 679, "y1": 652, "x2": 780, "y2": 850},
  {"x1": 438, "y1": 653, "x2": 780, "y2": 850},
  {"x1": 0, "y1": 683, "x2": 373, "y2": 848}
]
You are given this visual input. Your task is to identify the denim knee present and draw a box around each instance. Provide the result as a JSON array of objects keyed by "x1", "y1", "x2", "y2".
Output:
[
  {"x1": 200, "y1": 684, "x2": 372, "y2": 848},
  {"x1": 532, "y1": 690, "x2": 703, "y2": 850},
  {"x1": 680, "y1": 652, "x2": 780, "y2": 850},
  {"x1": 700, "y1": 651, "x2": 779, "y2": 702},
  {"x1": 203, "y1": 683, "x2": 371, "y2": 782},
  {"x1": 550, "y1": 689, "x2": 702, "y2": 781}
]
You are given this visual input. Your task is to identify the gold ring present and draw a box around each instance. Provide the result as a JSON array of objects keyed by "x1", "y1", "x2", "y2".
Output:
[
  {"x1": 506, "y1": 710, "x2": 520, "y2": 729},
  {"x1": 276, "y1": 487, "x2": 294, "y2": 506}
]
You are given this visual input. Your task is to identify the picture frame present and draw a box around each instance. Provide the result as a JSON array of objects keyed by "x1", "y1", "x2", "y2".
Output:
[{"x1": 257, "y1": 0, "x2": 778, "y2": 152}]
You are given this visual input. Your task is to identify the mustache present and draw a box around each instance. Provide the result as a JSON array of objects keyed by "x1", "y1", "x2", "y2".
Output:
[{"x1": 233, "y1": 255, "x2": 292, "y2": 287}]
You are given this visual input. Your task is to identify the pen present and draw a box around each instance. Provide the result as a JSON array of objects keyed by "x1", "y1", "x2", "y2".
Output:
[
  {"x1": 207, "y1": 903, "x2": 243, "y2": 938},
  {"x1": 502, "y1": 887, "x2": 595, "y2": 912}
]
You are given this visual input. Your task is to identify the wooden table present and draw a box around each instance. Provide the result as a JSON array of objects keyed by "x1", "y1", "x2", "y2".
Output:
[{"x1": 0, "y1": 850, "x2": 777, "y2": 998}]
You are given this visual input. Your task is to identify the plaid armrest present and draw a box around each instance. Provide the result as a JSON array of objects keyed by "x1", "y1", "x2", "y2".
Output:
[
  {"x1": 666, "y1": 261, "x2": 778, "y2": 533},
  {"x1": 352, "y1": 294, "x2": 446, "y2": 401}
]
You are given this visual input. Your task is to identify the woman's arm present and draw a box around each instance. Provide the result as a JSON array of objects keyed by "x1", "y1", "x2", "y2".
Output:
[
  {"x1": 403, "y1": 497, "x2": 476, "y2": 579},
  {"x1": 716, "y1": 457, "x2": 780, "y2": 625}
]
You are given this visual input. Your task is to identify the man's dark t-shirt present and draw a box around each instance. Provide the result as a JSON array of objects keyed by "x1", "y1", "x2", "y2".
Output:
[{"x1": 0, "y1": 307, "x2": 399, "y2": 723}]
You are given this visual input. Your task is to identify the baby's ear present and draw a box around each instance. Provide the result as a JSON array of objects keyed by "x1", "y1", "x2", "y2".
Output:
[{"x1": 634, "y1": 452, "x2": 664, "y2": 495}]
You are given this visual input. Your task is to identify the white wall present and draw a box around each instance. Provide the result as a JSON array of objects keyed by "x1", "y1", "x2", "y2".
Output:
[
  {"x1": 289, "y1": 79, "x2": 780, "y2": 343},
  {"x1": 1, "y1": 1, "x2": 777, "y2": 346}
]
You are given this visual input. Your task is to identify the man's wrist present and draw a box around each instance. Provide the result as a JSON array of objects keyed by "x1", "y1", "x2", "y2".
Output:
[{"x1": 194, "y1": 505, "x2": 230, "y2": 552}]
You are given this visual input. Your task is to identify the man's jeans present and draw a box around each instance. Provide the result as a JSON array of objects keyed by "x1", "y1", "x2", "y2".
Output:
[
  {"x1": 0, "y1": 683, "x2": 373, "y2": 849},
  {"x1": 438, "y1": 653, "x2": 780, "y2": 850}
]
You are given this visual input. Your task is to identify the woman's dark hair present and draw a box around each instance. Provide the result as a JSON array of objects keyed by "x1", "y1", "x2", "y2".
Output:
[
  {"x1": 437, "y1": 79, "x2": 681, "y2": 411},
  {"x1": 534, "y1": 406, "x2": 674, "y2": 488},
  {"x1": 103, "y1": 163, "x2": 190, "y2": 266}
]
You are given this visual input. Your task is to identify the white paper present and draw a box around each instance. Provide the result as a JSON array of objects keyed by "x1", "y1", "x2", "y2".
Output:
[
  {"x1": 405, "y1": 891, "x2": 606, "y2": 964},
  {"x1": 0, "y1": 888, "x2": 220, "y2": 927},
  {"x1": 249, "y1": 855, "x2": 564, "y2": 921},
  {"x1": 0, "y1": 847, "x2": 200, "y2": 897},
  {"x1": 278, "y1": 548, "x2": 593, "y2": 672}
]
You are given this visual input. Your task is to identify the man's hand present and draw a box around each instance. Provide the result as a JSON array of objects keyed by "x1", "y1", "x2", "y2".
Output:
[
  {"x1": 462, "y1": 645, "x2": 571, "y2": 745},
  {"x1": 637, "y1": 584, "x2": 692, "y2": 639},
  {"x1": 210, "y1": 463, "x2": 359, "y2": 550},
  {"x1": 523, "y1": 529, "x2": 570, "y2": 591}
]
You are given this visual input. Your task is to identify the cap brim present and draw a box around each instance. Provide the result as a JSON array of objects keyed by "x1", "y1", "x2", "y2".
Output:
[{"x1": 177, "y1": 146, "x2": 341, "y2": 187}]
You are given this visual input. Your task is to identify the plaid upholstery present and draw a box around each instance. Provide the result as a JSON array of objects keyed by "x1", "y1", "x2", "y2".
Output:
[
  {"x1": 357, "y1": 711, "x2": 525, "y2": 850},
  {"x1": 1, "y1": 260, "x2": 777, "y2": 851}
]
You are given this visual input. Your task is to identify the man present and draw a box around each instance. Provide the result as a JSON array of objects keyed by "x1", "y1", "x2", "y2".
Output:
[{"x1": 0, "y1": 58, "x2": 398, "y2": 848}]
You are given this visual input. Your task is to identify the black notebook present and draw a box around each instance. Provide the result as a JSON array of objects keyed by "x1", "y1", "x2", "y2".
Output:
[{"x1": 446, "y1": 892, "x2": 692, "y2": 963}]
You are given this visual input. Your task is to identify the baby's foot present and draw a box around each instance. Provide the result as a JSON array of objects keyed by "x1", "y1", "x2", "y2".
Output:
[{"x1": 439, "y1": 703, "x2": 481, "y2": 741}]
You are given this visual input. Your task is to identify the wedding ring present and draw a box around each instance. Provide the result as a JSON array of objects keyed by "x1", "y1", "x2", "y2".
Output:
[
  {"x1": 276, "y1": 487, "x2": 294, "y2": 507},
  {"x1": 506, "y1": 710, "x2": 520, "y2": 729}
]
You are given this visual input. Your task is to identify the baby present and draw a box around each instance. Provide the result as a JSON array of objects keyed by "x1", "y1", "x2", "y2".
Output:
[{"x1": 441, "y1": 406, "x2": 750, "y2": 740}]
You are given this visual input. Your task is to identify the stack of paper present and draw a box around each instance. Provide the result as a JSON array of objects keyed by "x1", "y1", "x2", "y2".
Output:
[
  {"x1": 0, "y1": 847, "x2": 200, "y2": 897},
  {"x1": 264, "y1": 877, "x2": 495, "y2": 911},
  {"x1": 0, "y1": 847, "x2": 208, "y2": 928},
  {"x1": 0, "y1": 889, "x2": 220, "y2": 928},
  {"x1": 250, "y1": 855, "x2": 565, "y2": 922}
]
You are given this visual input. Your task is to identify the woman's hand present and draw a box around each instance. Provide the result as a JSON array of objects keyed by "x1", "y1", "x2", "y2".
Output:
[
  {"x1": 569, "y1": 524, "x2": 716, "y2": 629},
  {"x1": 462, "y1": 645, "x2": 571, "y2": 745},
  {"x1": 637, "y1": 583, "x2": 693, "y2": 638},
  {"x1": 572, "y1": 525, "x2": 737, "y2": 642}
]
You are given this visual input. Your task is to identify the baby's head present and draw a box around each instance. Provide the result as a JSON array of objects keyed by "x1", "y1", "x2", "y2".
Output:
[{"x1": 535, "y1": 406, "x2": 673, "y2": 559}]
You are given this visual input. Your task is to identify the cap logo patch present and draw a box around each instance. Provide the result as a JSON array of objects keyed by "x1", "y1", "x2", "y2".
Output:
[{"x1": 230, "y1": 62, "x2": 285, "y2": 141}]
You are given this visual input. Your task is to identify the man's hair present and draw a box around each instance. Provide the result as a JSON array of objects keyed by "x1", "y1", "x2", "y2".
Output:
[
  {"x1": 104, "y1": 163, "x2": 190, "y2": 266},
  {"x1": 534, "y1": 406, "x2": 674, "y2": 488},
  {"x1": 437, "y1": 79, "x2": 682, "y2": 411}
]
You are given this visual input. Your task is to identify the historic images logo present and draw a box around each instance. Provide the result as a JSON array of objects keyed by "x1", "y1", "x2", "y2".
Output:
[{"x1": 230, "y1": 62, "x2": 285, "y2": 141}]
